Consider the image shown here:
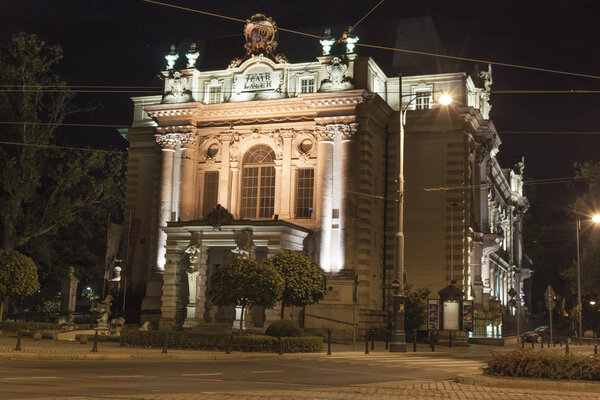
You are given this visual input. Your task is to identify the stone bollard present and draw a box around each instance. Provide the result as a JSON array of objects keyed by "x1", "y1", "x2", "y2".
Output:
[
  {"x1": 91, "y1": 331, "x2": 98, "y2": 353},
  {"x1": 327, "y1": 329, "x2": 332, "y2": 356},
  {"x1": 120, "y1": 334, "x2": 125, "y2": 347},
  {"x1": 365, "y1": 333, "x2": 369, "y2": 355},
  {"x1": 565, "y1": 344, "x2": 569, "y2": 354},
  {"x1": 430, "y1": 334, "x2": 435, "y2": 352},
  {"x1": 162, "y1": 333, "x2": 168, "y2": 354},
  {"x1": 278, "y1": 336, "x2": 283, "y2": 355},
  {"x1": 541, "y1": 341, "x2": 544, "y2": 349},
  {"x1": 532, "y1": 341, "x2": 535, "y2": 349},
  {"x1": 521, "y1": 339, "x2": 524, "y2": 349},
  {"x1": 413, "y1": 329, "x2": 417, "y2": 352},
  {"x1": 226, "y1": 335, "x2": 232, "y2": 354},
  {"x1": 595, "y1": 344, "x2": 598, "y2": 355},
  {"x1": 385, "y1": 339, "x2": 389, "y2": 350},
  {"x1": 449, "y1": 332, "x2": 453, "y2": 348},
  {"x1": 15, "y1": 331, "x2": 21, "y2": 351}
]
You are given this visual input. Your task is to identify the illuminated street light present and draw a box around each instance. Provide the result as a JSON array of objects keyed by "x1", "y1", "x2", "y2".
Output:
[
  {"x1": 391, "y1": 91, "x2": 453, "y2": 352},
  {"x1": 576, "y1": 213, "x2": 600, "y2": 338},
  {"x1": 590, "y1": 300, "x2": 597, "y2": 306}
]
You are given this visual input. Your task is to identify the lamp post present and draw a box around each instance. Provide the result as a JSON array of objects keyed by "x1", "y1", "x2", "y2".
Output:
[
  {"x1": 576, "y1": 214, "x2": 600, "y2": 338},
  {"x1": 390, "y1": 90, "x2": 452, "y2": 352}
]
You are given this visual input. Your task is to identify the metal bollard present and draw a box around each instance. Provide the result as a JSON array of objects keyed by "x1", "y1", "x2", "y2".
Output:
[
  {"x1": 226, "y1": 335, "x2": 232, "y2": 354},
  {"x1": 521, "y1": 340, "x2": 524, "y2": 349},
  {"x1": 413, "y1": 329, "x2": 417, "y2": 352},
  {"x1": 449, "y1": 332, "x2": 452, "y2": 348},
  {"x1": 91, "y1": 331, "x2": 98, "y2": 353},
  {"x1": 565, "y1": 344, "x2": 569, "y2": 354},
  {"x1": 327, "y1": 329, "x2": 332, "y2": 356},
  {"x1": 385, "y1": 340, "x2": 389, "y2": 350},
  {"x1": 371, "y1": 336, "x2": 375, "y2": 351},
  {"x1": 595, "y1": 344, "x2": 598, "y2": 355},
  {"x1": 120, "y1": 333, "x2": 125, "y2": 347},
  {"x1": 431, "y1": 335, "x2": 435, "y2": 352},
  {"x1": 541, "y1": 341, "x2": 544, "y2": 349},
  {"x1": 15, "y1": 331, "x2": 21, "y2": 351},
  {"x1": 532, "y1": 341, "x2": 535, "y2": 349},
  {"x1": 278, "y1": 336, "x2": 283, "y2": 355},
  {"x1": 162, "y1": 333, "x2": 167, "y2": 354},
  {"x1": 365, "y1": 333, "x2": 369, "y2": 354}
]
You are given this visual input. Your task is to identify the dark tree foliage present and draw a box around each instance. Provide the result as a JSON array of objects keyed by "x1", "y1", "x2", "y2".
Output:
[
  {"x1": 262, "y1": 251, "x2": 327, "y2": 319},
  {"x1": 0, "y1": 250, "x2": 40, "y2": 320},
  {"x1": 0, "y1": 33, "x2": 126, "y2": 310},
  {"x1": 207, "y1": 258, "x2": 283, "y2": 333},
  {"x1": 403, "y1": 284, "x2": 431, "y2": 334}
]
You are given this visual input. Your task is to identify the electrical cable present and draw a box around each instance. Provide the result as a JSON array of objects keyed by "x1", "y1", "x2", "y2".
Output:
[
  {"x1": 349, "y1": 0, "x2": 385, "y2": 32},
  {"x1": 0, "y1": 141, "x2": 126, "y2": 154}
]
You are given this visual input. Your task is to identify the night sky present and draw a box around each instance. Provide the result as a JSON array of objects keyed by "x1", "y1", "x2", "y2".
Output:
[{"x1": 1, "y1": 0, "x2": 599, "y2": 306}]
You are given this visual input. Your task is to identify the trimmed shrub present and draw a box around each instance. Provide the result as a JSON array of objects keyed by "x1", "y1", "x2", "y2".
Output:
[
  {"x1": 265, "y1": 319, "x2": 302, "y2": 338},
  {"x1": 120, "y1": 330, "x2": 322, "y2": 353},
  {"x1": 0, "y1": 321, "x2": 59, "y2": 333},
  {"x1": 484, "y1": 349, "x2": 600, "y2": 381}
]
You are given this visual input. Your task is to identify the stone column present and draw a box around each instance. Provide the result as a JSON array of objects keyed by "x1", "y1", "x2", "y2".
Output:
[
  {"x1": 338, "y1": 123, "x2": 357, "y2": 271},
  {"x1": 218, "y1": 134, "x2": 232, "y2": 209},
  {"x1": 316, "y1": 126, "x2": 335, "y2": 271},
  {"x1": 183, "y1": 243, "x2": 208, "y2": 327},
  {"x1": 230, "y1": 162, "x2": 240, "y2": 217},
  {"x1": 179, "y1": 146, "x2": 197, "y2": 221},
  {"x1": 274, "y1": 162, "x2": 283, "y2": 217},
  {"x1": 155, "y1": 144, "x2": 175, "y2": 272},
  {"x1": 60, "y1": 267, "x2": 79, "y2": 315},
  {"x1": 279, "y1": 131, "x2": 294, "y2": 219},
  {"x1": 159, "y1": 241, "x2": 186, "y2": 329}
]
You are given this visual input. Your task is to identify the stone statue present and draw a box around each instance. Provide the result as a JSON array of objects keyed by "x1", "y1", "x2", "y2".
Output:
[
  {"x1": 320, "y1": 57, "x2": 354, "y2": 91},
  {"x1": 162, "y1": 71, "x2": 193, "y2": 104},
  {"x1": 232, "y1": 228, "x2": 254, "y2": 259},
  {"x1": 139, "y1": 321, "x2": 151, "y2": 331},
  {"x1": 57, "y1": 315, "x2": 77, "y2": 332},
  {"x1": 109, "y1": 317, "x2": 125, "y2": 335},
  {"x1": 205, "y1": 204, "x2": 233, "y2": 229},
  {"x1": 90, "y1": 294, "x2": 113, "y2": 330}
]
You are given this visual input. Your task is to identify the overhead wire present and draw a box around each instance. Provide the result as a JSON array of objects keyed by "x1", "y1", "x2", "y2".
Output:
[
  {"x1": 349, "y1": 0, "x2": 385, "y2": 32},
  {"x1": 139, "y1": 0, "x2": 600, "y2": 80},
  {"x1": 0, "y1": 141, "x2": 126, "y2": 154}
]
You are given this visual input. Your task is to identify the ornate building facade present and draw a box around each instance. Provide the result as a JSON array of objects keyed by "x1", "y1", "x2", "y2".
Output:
[{"x1": 124, "y1": 14, "x2": 531, "y2": 337}]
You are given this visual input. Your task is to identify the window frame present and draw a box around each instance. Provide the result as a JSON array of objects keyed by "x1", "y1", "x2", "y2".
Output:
[
  {"x1": 298, "y1": 76, "x2": 316, "y2": 94},
  {"x1": 240, "y1": 145, "x2": 276, "y2": 220},
  {"x1": 295, "y1": 168, "x2": 315, "y2": 219}
]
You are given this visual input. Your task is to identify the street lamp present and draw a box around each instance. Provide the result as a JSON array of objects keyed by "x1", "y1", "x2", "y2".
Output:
[
  {"x1": 391, "y1": 91, "x2": 453, "y2": 352},
  {"x1": 576, "y1": 213, "x2": 600, "y2": 338}
]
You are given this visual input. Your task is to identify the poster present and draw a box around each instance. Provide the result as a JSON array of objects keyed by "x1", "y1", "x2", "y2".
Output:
[
  {"x1": 428, "y1": 299, "x2": 440, "y2": 330},
  {"x1": 443, "y1": 301, "x2": 460, "y2": 330},
  {"x1": 462, "y1": 300, "x2": 473, "y2": 331}
]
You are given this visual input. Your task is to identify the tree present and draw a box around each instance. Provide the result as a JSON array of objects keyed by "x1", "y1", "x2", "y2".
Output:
[
  {"x1": 262, "y1": 251, "x2": 327, "y2": 319},
  {"x1": 0, "y1": 250, "x2": 40, "y2": 320},
  {"x1": 207, "y1": 258, "x2": 283, "y2": 333},
  {"x1": 403, "y1": 284, "x2": 431, "y2": 336},
  {"x1": 0, "y1": 33, "x2": 125, "y2": 251}
]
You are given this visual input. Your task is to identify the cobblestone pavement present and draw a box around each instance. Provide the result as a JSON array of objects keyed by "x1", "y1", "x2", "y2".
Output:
[{"x1": 12, "y1": 380, "x2": 600, "y2": 400}]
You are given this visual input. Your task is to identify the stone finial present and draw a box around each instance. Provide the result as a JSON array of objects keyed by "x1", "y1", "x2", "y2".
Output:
[
  {"x1": 320, "y1": 28, "x2": 335, "y2": 56},
  {"x1": 185, "y1": 42, "x2": 200, "y2": 68},
  {"x1": 165, "y1": 44, "x2": 179, "y2": 70},
  {"x1": 68, "y1": 266, "x2": 75, "y2": 278},
  {"x1": 344, "y1": 29, "x2": 359, "y2": 54}
]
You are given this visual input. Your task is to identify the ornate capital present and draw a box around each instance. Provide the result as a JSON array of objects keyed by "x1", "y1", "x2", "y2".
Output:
[
  {"x1": 315, "y1": 123, "x2": 358, "y2": 142},
  {"x1": 155, "y1": 132, "x2": 196, "y2": 149}
]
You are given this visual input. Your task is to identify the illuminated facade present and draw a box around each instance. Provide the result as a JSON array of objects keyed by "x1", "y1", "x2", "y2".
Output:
[{"x1": 124, "y1": 14, "x2": 530, "y2": 336}]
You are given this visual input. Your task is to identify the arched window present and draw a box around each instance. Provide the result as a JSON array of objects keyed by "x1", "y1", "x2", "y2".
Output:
[{"x1": 240, "y1": 145, "x2": 276, "y2": 219}]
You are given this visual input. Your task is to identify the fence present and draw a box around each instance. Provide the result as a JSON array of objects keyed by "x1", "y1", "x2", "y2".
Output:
[{"x1": 472, "y1": 309, "x2": 537, "y2": 338}]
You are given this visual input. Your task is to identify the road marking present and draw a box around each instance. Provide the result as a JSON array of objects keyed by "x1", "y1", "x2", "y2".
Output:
[
  {"x1": 187, "y1": 378, "x2": 223, "y2": 382},
  {"x1": 99, "y1": 375, "x2": 145, "y2": 378},
  {"x1": 181, "y1": 373, "x2": 223, "y2": 377},
  {"x1": 5, "y1": 376, "x2": 57, "y2": 380},
  {"x1": 249, "y1": 370, "x2": 284, "y2": 374}
]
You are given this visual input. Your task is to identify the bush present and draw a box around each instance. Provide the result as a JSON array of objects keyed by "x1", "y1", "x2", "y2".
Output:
[
  {"x1": 484, "y1": 349, "x2": 600, "y2": 381},
  {"x1": 120, "y1": 330, "x2": 322, "y2": 353},
  {"x1": 0, "y1": 321, "x2": 59, "y2": 332},
  {"x1": 265, "y1": 319, "x2": 302, "y2": 337}
]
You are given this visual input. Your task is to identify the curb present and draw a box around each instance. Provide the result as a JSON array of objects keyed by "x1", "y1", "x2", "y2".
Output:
[
  {"x1": 0, "y1": 351, "x2": 291, "y2": 362},
  {"x1": 456, "y1": 372, "x2": 600, "y2": 393}
]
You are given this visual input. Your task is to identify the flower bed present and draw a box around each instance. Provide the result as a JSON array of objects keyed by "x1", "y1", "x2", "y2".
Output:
[
  {"x1": 121, "y1": 330, "x2": 322, "y2": 353},
  {"x1": 484, "y1": 349, "x2": 600, "y2": 381},
  {"x1": 0, "y1": 321, "x2": 60, "y2": 333}
]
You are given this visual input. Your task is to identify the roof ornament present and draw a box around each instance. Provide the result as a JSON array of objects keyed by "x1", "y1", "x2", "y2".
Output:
[
  {"x1": 230, "y1": 14, "x2": 288, "y2": 68},
  {"x1": 341, "y1": 28, "x2": 359, "y2": 54},
  {"x1": 165, "y1": 44, "x2": 179, "y2": 70},
  {"x1": 320, "y1": 29, "x2": 335, "y2": 55},
  {"x1": 185, "y1": 43, "x2": 200, "y2": 68}
]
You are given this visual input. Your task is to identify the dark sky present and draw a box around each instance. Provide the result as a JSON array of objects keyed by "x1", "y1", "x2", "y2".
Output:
[{"x1": 1, "y1": 0, "x2": 599, "y2": 303}]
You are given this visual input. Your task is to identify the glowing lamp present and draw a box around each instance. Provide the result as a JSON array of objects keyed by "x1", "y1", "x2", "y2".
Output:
[{"x1": 439, "y1": 94, "x2": 453, "y2": 106}]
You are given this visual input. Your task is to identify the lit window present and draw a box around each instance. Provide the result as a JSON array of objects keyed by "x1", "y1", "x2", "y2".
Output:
[
  {"x1": 207, "y1": 85, "x2": 222, "y2": 104},
  {"x1": 415, "y1": 91, "x2": 431, "y2": 110},
  {"x1": 203, "y1": 171, "x2": 219, "y2": 217},
  {"x1": 299, "y1": 77, "x2": 315, "y2": 93},
  {"x1": 295, "y1": 169, "x2": 314, "y2": 218},
  {"x1": 240, "y1": 145, "x2": 276, "y2": 219}
]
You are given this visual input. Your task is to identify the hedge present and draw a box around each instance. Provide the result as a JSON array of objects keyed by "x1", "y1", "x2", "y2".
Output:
[
  {"x1": 484, "y1": 349, "x2": 600, "y2": 381},
  {"x1": 121, "y1": 330, "x2": 323, "y2": 353},
  {"x1": 0, "y1": 321, "x2": 60, "y2": 333}
]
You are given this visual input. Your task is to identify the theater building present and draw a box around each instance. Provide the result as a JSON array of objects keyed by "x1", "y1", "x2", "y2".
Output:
[{"x1": 123, "y1": 14, "x2": 530, "y2": 337}]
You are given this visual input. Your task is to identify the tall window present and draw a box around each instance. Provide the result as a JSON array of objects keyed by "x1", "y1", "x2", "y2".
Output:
[
  {"x1": 241, "y1": 145, "x2": 276, "y2": 219},
  {"x1": 203, "y1": 171, "x2": 219, "y2": 217},
  {"x1": 415, "y1": 90, "x2": 431, "y2": 110},
  {"x1": 295, "y1": 168, "x2": 314, "y2": 218},
  {"x1": 207, "y1": 85, "x2": 221, "y2": 104},
  {"x1": 299, "y1": 77, "x2": 315, "y2": 93}
]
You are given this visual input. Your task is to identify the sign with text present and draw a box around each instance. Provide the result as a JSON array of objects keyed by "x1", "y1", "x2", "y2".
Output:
[
  {"x1": 462, "y1": 300, "x2": 473, "y2": 331},
  {"x1": 428, "y1": 299, "x2": 440, "y2": 330},
  {"x1": 242, "y1": 72, "x2": 275, "y2": 91},
  {"x1": 443, "y1": 301, "x2": 460, "y2": 330}
]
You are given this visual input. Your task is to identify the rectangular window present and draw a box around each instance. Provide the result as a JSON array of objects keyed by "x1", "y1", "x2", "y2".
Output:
[
  {"x1": 415, "y1": 91, "x2": 431, "y2": 110},
  {"x1": 208, "y1": 85, "x2": 221, "y2": 104},
  {"x1": 203, "y1": 171, "x2": 219, "y2": 217},
  {"x1": 295, "y1": 168, "x2": 314, "y2": 218},
  {"x1": 300, "y1": 77, "x2": 315, "y2": 93}
]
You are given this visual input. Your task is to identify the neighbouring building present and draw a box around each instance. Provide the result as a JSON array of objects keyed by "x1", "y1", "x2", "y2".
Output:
[{"x1": 123, "y1": 14, "x2": 531, "y2": 338}]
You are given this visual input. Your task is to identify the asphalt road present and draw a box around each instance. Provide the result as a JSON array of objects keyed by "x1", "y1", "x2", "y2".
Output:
[{"x1": 0, "y1": 353, "x2": 483, "y2": 399}]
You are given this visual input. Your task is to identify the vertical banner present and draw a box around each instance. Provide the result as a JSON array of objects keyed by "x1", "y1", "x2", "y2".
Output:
[
  {"x1": 428, "y1": 299, "x2": 440, "y2": 330},
  {"x1": 462, "y1": 300, "x2": 474, "y2": 331}
]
